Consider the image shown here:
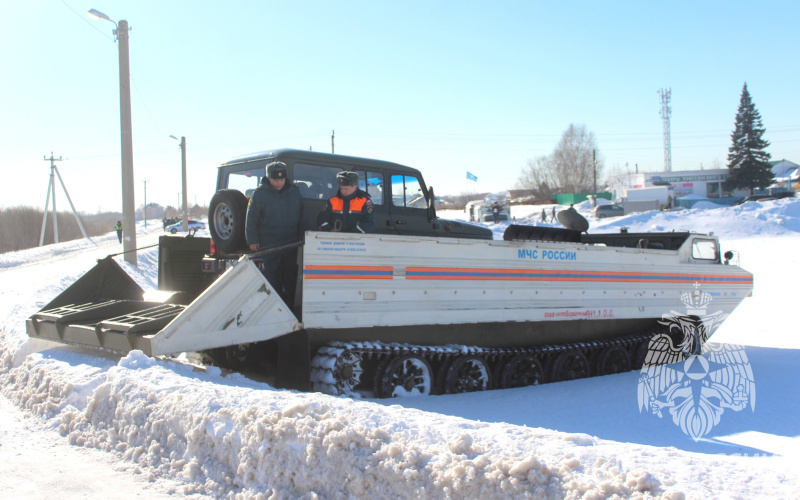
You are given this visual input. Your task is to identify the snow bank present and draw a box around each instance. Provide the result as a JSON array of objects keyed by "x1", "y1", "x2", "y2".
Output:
[{"x1": 2, "y1": 347, "x2": 681, "y2": 499}]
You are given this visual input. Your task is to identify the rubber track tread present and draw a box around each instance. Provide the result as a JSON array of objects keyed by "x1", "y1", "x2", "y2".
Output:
[{"x1": 310, "y1": 330, "x2": 662, "y2": 396}]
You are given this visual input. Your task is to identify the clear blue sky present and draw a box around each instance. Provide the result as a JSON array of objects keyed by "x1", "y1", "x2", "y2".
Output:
[{"x1": 1, "y1": 0, "x2": 798, "y2": 213}]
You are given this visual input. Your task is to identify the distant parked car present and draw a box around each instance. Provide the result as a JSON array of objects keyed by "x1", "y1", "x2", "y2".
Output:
[
  {"x1": 731, "y1": 192, "x2": 794, "y2": 206},
  {"x1": 165, "y1": 219, "x2": 206, "y2": 234},
  {"x1": 594, "y1": 204, "x2": 625, "y2": 218}
]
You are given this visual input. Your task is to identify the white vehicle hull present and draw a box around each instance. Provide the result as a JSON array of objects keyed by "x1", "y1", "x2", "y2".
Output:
[{"x1": 26, "y1": 229, "x2": 752, "y2": 394}]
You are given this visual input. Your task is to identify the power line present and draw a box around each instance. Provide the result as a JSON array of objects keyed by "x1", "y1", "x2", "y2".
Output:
[{"x1": 59, "y1": 0, "x2": 114, "y2": 41}]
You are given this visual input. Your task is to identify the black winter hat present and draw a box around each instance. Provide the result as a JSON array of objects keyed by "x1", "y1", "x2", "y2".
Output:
[
  {"x1": 267, "y1": 162, "x2": 287, "y2": 180},
  {"x1": 337, "y1": 171, "x2": 359, "y2": 187}
]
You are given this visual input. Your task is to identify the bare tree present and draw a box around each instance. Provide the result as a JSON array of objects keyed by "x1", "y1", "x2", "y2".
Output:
[
  {"x1": 552, "y1": 124, "x2": 601, "y2": 193},
  {"x1": 517, "y1": 124, "x2": 603, "y2": 197},
  {"x1": 516, "y1": 155, "x2": 555, "y2": 200}
]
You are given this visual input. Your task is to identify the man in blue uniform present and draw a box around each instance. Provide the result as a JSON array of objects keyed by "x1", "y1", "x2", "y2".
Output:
[
  {"x1": 245, "y1": 161, "x2": 304, "y2": 304},
  {"x1": 317, "y1": 171, "x2": 375, "y2": 233}
]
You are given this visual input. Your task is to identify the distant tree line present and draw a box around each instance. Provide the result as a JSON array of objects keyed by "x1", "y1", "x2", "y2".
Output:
[
  {"x1": 0, "y1": 207, "x2": 121, "y2": 253},
  {"x1": 0, "y1": 204, "x2": 208, "y2": 254}
]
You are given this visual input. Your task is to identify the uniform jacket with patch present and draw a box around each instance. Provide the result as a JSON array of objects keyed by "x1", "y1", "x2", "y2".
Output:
[{"x1": 245, "y1": 182, "x2": 304, "y2": 248}]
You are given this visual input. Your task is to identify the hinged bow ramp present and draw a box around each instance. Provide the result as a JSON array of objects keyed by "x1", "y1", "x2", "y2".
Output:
[{"x1": 26, "y1": 256, "x2": 299, "y2": 356}]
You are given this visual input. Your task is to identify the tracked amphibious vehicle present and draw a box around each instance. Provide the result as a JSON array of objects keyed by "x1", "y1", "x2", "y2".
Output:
[{"x1": 26, "y1": 150, "x2": 754, "y2": 397}]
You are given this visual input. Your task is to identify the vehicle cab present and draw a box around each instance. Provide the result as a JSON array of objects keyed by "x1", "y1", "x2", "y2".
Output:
[{"x1": 206, "y1": 149, "x2": 491, "y2": 258}]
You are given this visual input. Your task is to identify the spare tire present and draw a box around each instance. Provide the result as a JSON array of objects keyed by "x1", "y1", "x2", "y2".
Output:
[{"x1": 209, "y1": 189, "x2": 248, "y2": 253}]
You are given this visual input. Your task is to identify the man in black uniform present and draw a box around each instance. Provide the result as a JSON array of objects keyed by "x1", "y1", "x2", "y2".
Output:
[
  {"x1": 245, "y1": 161, "x2": 304, "y2": 304},
  {"x1": 491, "y1": 201, "x2": 501, "y2": 223},
  {"x1": 317, "y1": 171, "x2": 375, "y2": 233}
]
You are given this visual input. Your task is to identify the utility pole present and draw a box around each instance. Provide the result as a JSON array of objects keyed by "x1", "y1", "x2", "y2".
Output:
[
  {"x1": 117, "y1": 19, "x2": 138, "y2": 264},
  {"x1": 142, "y1": 179, "x2": 149, "y2": 227},
  {"x1": 593, "y1": 149, "x2": 597, "y2": 206},
  {"x1": 88, "y1": 9, "x2": 136, "y2": 263},
  {"x1": 180, "y1": 137, "x2": 188, "y2": 231},
  {"x1": 41, "y1": 153, "x2": 62, "y2": 244},
  {"x1": 331, "y1": 130, "x2": 335, "y2": 154},
  {"x1": 659, "y1": 88, "x2": 672, "y2": 172},
  {"x1": 39, "y1": 153, "x2": 90, "y2": 246},
  {"x1": 170, "y1": 135, "x2": 188, "y2": 231}
]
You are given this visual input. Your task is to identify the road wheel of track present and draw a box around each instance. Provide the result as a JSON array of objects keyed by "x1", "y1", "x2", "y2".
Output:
[
  {"x1": 434, "y1": 359, "x2": 452, "y2": 395},
  {"x1": 444, "y1": 355, "x2": 491, "y2": 394},
  {"x1": 333, "y1": 350, "x2": 363, "y2": 395},
  {"x1": 632, "y1": 340, "x2": 651, "y2": 369},
  {"x1": 550, "y1": 351, "x2": 590, "y2": 382},
  {"x1": 371, "y1": 356, "x2": 391, "y2": 398},
  {"x1": 595, "y1": 345, "x2": 632, "y2": 376},
  {"x1": 209, "y1": 189, "x2": 248, "y2": 253},
  {"x1": 499, "y1": 354, "x2": 545, "y2": 389},
  {"x1": 378, "y1": 354, "x2": 433, "y2": 398}
]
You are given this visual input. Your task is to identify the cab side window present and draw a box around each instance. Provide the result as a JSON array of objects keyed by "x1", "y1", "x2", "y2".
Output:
[
  {"x1": 391, "y1": 175, "x2": 426, "y2": 208},
  {"x1": 357, "y1": 170, "x2": 384, "y2": 205},
  {"x1": 227, "y1": 169, "x2": 264, "y2": 198},
  {"x1": 293, "y1": 163, "x2": 342, "y2": 200},
  {"x1": 691, "y1": 239, "x2": 718, "y2": 260}
]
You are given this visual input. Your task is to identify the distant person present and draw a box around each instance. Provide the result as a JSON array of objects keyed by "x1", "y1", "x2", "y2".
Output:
[
  {"x1": 245, "y1": 161, "x2": 305, "y2": 305},
  {"x1": 541, "y1": 208, "x2": 547, "y2": 223},
  {"x1": 317, "y1": 171, "x2": 375, "y2": 233},
  {"x1": 491, "y1": 202, "x2": 501, "y2": 224},
  {"x1": 551, "y1": 206, "x2": 556, "y2": 223},
  {"x1": 115, "y1": 221, "x2": 122, "y2": 243}
]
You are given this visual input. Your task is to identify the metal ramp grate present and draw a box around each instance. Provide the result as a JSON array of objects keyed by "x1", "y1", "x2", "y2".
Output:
[{"x1": 98, "y1": 303, "x2": 187, "y2": 335}]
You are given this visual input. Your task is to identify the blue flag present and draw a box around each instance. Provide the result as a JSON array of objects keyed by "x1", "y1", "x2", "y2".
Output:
[{"x1": 466, "y1": 171, "x2": 478, "y2": 182}]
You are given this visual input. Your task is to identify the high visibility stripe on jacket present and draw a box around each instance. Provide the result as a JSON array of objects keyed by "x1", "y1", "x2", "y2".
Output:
[
  {"x1": 330, "y1": 196, "x2": 369, "y2": 214},
  {"x1": 317, "y1": 189, "x2": 375, "y2": 233}
]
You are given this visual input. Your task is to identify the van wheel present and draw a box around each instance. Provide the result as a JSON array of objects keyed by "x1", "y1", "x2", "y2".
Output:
[{"x1": 209, "y1": 189, "x2": 248, "y2": 253}]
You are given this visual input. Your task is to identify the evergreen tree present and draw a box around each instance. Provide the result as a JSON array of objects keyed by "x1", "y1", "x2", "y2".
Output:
[{"x1": 725, "y1": 83, "x2": 773, "y2": 194}]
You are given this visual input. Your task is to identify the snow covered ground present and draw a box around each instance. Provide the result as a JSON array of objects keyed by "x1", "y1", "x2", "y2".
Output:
[{"x1": 2, "y1": 201, "x2": 800, "y2": 499}]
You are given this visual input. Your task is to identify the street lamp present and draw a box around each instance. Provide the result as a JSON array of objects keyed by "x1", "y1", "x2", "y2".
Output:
[
  {"x1": 89, "y1": 8, "x2": 137, "y2": 265},
  {"x1": 170, "y1": 135, "x2": 188, "y2": 232}
]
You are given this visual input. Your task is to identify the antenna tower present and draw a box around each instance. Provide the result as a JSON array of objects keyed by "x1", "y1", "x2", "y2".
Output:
[{"x1": 659, "y1": 88, "x2": 672, "y2": 172}]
